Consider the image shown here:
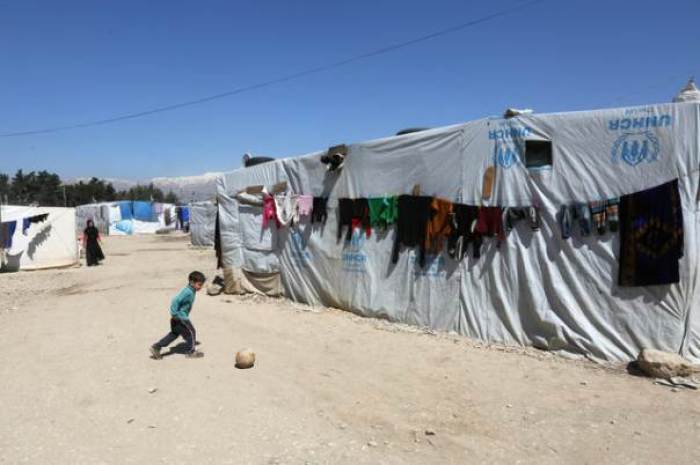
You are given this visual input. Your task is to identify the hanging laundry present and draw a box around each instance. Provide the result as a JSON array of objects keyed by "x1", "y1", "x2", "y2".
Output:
[
  {"x1": 338, "y1": 198, "x2": 371, "y2": 241},
  {"x1": 21, "y1": 213, "x2": 49, "y2": 235},
  {"x1": 297, "y1": 195, "x2": 314, "y2": 217},
  {"x1": 619, "y1": 179, "x2": 684, "y2": 287},
  {"x1": 589, "y1": 200, "x2": 607, "y2": 235},
  {"x1": 573, "y1": 203, "x2": 592, "y2": 236},
  {"x1": 475, "y1": 207, "x2": 505, "y2": 242},
  {"x1": 606, "y1": 198, "x2": 620, "y2": 232},
  {"x1": 447, "y1": 204, "x2": 482, "y2": 260},
  {"x1": 312, "y1": 197, "x2": 328, "y2": 224},
  {"x1": 504, "y1": 207, "x2": 540, "y2": 232},
  {"x1": 368, "y1": 196, "x2": 399, "y2": 230},
  {"x1": 559, "y1": 205, "x2": 572, "y2": 239},
  {"x1": 274, "y1": 192, "x2": 299, "y2": 226},
  {"x1": 262, "y1": 193, "x2": 280, "y2": 228},
  {"x1": 391, "y1": 195, "x2": 433, "y2": 267},
  {"x1": 1, "y1": 221, "x2": 17, "y2": 249},
  {"x1": 426, "y1": 198, "x2": 453, "y2": 254}
]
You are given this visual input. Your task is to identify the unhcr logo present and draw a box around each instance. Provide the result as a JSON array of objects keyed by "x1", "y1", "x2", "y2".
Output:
[
  {"x1": 611, "y1": 131, "x2": 660, "y2": 166},
  {"x1": 489, "y1": 124, "x2": 530, "y2": 169}
]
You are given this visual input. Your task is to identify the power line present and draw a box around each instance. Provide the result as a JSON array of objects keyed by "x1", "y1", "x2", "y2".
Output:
[{"x1": 0, "y1": 0, "x2": 546, "y2": 138}]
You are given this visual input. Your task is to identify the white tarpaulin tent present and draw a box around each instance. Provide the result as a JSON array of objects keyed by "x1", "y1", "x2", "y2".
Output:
[
  {"x1": 189, "y1": 200, "x2": 217, "y2": 247},
  {"x1": 1, "y1": 205, "x2": 79, "y2": 271},
  {"x1": 216, "y1": 101, "x2": 700, "y2": 363}
]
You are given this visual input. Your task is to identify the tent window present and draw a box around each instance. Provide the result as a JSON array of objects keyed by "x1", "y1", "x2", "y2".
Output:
[{"x1": 525, "y1": 140, "x2": 552, "y2": 169}]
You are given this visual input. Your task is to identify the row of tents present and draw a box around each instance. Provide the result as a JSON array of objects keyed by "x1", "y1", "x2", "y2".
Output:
[
  {"x1": 0, "y1": 200, "x2": 192, "y2": 272},
  {"x1": 3, "y1": 91, "x2": 700, "y2": 364}
]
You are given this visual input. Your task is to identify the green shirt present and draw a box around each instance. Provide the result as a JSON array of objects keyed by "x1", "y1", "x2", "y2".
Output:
[
  {"x1": 368, "y1": 196, "x2": 398, "y2": 229},
  {"x1": 170, "y1": 285, "x2": 196, "y2": 320}
]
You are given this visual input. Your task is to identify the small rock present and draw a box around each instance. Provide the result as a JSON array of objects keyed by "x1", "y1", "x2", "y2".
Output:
[
  {"x1": 147, "y1": 425, "x2": 156, "y2": 429},
  {"x1": 383, "y1": 440, "x2": 390, "y2": 445},
  {"x1": 580, "y1": 381, "x2": 588, "y2": 386},
  {"x1": 425, "y1": 429, "x2": 436, "y2": 436},
  {"x1": 637, "y1": 349, "x2": 698, "y2": 379},
  {"x1": 148, "y1": 387, "x2": 158, "y2": 394},
  {"x1": 609, "y1": 420, "x2": 616, "y2": 425},
  {"x1": 506, "y1": 404, "x2": 513, "y2": 409},
  {"x1": 671, "y1": 388, "x2": 680, "y2": 393},
  {"x1": 126, "y1": 418, "x2": 135, "y2": 424},
  {"x1": 367, "y1": 441, "x2": 378, "y2": 447},
  {"x1": 338, "y1": 423, "x2": 348, "y2": 430}
]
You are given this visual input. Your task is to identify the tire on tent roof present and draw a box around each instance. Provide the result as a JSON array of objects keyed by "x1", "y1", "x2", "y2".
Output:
[{"x1": 245, "y1": 156, "x2": 275, "y2": 167}]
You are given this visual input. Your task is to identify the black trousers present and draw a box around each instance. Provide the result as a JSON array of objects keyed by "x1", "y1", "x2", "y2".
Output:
[{"x1": 153, "y1": 318, "x2": 196, "y2": 353}]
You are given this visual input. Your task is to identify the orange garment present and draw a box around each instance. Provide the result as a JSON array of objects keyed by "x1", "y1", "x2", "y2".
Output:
[{"x1": 426, "y1": 198, "x2": 453, "y2": 254}]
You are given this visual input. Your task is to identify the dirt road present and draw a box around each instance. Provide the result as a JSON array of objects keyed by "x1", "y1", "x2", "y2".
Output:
[{"x1": 1, "y1": 234, "x2": 698, "y2": 465}]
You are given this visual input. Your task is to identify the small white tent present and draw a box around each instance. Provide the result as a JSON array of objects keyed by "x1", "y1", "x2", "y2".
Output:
[{"x1": 1, "y1": 205, "x2": 79, "y2": 271}]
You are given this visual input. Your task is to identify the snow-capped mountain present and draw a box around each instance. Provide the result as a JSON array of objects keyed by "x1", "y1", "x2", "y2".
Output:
[{"x1": 69, "y1": 172, "x2": 221, "y2": 202}]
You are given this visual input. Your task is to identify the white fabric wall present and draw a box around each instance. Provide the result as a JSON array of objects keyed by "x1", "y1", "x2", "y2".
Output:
[
  {"x1": 217, "y1": 102, "x2": 700, "y2": 362},
  {"x1": 1, "y1": 206, "x2": 79, "y2": 271},
  {"x1": 189, "y1": 201, "x2": 217, "y2": 246}
]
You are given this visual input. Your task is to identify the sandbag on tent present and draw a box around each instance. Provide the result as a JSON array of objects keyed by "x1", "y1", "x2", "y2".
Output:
[
  {"x1": 216, "y1": 101, "x2": 700, "y2": 363},
  {"x1": 189, "y1": 201, "x2": 217, "y2": 247},
  {"x1": 1, "y1": 205, "x2": 79, "y2": 271}
]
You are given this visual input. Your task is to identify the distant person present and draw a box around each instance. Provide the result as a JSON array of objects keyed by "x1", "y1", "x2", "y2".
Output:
[
  {"x1": 176, "y1": 206, "x2": 184, "y2": 230},
  {"x1": 150, "y1": 271, "x2": 206, "y2": 359},
  {"x1": 83, "y1": 219, "x2": 105, "y2": 267}
]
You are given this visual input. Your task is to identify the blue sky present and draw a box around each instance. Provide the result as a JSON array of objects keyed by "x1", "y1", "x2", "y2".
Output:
[{"x1": 1, "y1": 0, "x2": 698, "y2": 180}]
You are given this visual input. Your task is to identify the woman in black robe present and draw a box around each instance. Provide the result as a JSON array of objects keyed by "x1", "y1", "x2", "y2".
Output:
[{"x1": 83, "y1": 220, "x2": 105, "y2": 266}]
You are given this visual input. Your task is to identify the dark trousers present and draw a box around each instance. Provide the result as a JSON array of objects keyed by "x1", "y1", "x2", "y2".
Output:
[{"x1": 153, "y1": 318, "x2": 196, "y2": 353}]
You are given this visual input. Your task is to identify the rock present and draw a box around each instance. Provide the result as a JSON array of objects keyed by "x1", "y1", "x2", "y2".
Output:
[
  {"x1": 636, "y1": 349, "x2": 698, "y2": 379},
  {"x1": 126, "y1": 418, "x2": 135, "y2": 424},
  {"x1": 235, "y1": 348, "x2": 256, "y2": 369},
  {"x1": 367, "y1": 441, "x2": 378, "y2": 447},
  {"x1": 424, "y1": 429, "x2": 436, "y2": 436},
  {"x1": 148, "y1": 387, "x2": 158, "y2": 394},
  {"x1": 206, "y1": 283, "x2": 223, "y2": 296}
]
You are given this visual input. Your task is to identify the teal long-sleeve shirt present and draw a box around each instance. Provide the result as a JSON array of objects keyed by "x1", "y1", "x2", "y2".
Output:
[{"x1": 170, "y1": 285, "x2": 196, "y2": 320}]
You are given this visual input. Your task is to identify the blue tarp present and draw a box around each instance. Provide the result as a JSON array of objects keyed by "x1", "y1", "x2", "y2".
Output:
[
  {"x1": 114, "y1": 220, "x2": 133, "y2": 235},
  {"x1": 118, "y1": 201, "x2": 133, "y2": 220},
  {"x1": 132, "y1": 201, "x2": 155, "y2": 221}
]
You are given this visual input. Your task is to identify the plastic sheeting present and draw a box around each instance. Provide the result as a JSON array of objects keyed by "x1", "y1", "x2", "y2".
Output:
[
  {"x1": 189, "y1": 201, "x2": 217, "y2": 247},
  {"x1": 216, "y1": 102, "x2": 700, "y2": 362},
  {"x1": 132, "y1": 201, "x2": 154, "y2": 222}
]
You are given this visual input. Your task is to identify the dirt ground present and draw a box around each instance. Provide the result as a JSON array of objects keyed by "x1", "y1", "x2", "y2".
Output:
[{"x1": 1, "y1": 234, "x2": 698, "y2": 465}]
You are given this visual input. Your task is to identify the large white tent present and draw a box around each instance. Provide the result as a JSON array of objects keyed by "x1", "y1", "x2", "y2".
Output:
[
  {"x1": 215, "y1": 101, "x2": 700, "y2": 363},
  {"x1": 1, "y1": 205, "x2": 79, "y2": 271}
]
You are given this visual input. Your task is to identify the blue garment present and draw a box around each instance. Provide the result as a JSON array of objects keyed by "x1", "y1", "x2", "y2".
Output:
[
  {"x1": 170, "y1": 285, "x2": 196, "y2": 320},
  {"x1": 1, "y1": 221, "x2": 17, "y2": 248},
  {"x1": 133, "y1": 201, "x2": 155, "y2": 221},
  {"x1": 181, "y1": 207, "x2": 190, "y2": 223},
  {"x1": 22, "y1": 218, "x2": 31, "y2": 235}
]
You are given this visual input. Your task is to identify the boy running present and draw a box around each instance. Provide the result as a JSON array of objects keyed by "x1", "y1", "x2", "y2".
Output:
[{"x1": 150, "y1": 271, "x2": 206, "y2": 359}]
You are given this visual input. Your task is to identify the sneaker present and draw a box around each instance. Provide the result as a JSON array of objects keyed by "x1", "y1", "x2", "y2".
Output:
[
  {"x1": 186, "y1": 350, "x2": 204, "y2": 359},
  {"x1": 150, "y1": 346, "x2": 162, "y2": 360}
]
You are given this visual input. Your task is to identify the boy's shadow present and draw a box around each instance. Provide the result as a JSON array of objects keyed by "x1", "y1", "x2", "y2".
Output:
[{"x1": 160, "y1": 341, "x2": 202, "y2": 358}]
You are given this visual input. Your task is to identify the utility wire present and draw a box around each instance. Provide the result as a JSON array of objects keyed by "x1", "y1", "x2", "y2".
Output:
[{"x1": 0, "y1": 0, "x2": 546, "y2": 138}]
